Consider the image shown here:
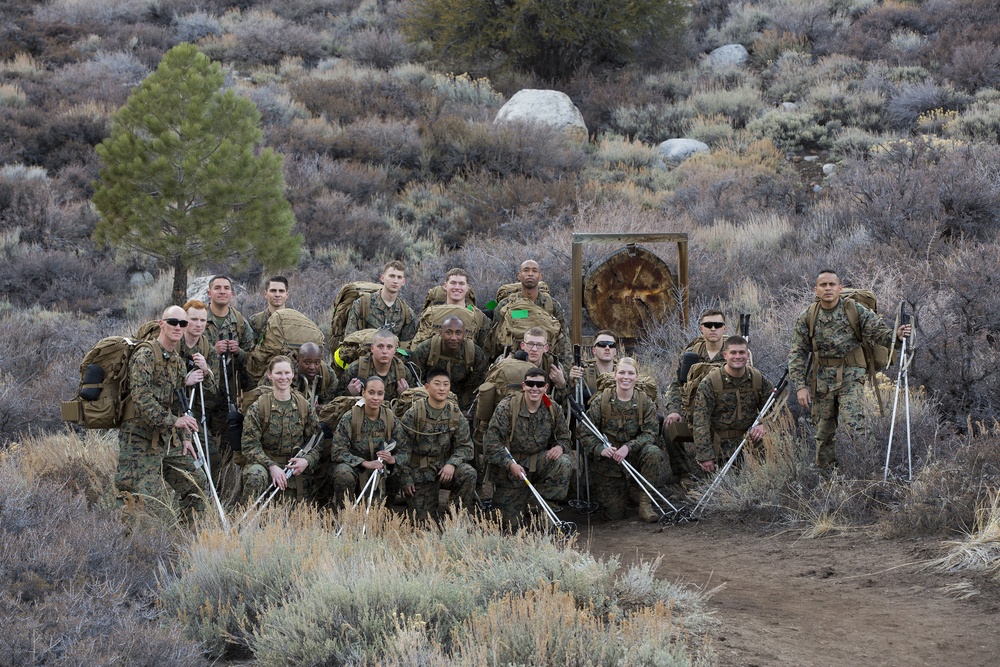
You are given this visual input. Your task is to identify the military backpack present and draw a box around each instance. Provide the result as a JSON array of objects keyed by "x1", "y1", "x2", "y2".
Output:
[
  {"x1": 330, "y1": 281, "x2": 383, "y2": 342},
  {"x1": 246, "y1": 309, "x2": 325, "y2": 384},
  {"x1": 411, "y1": 304, "x2": 486, "y2": 347},
  {"x1": 489, "y1": 296, "x2": 561, "y2": 358}
]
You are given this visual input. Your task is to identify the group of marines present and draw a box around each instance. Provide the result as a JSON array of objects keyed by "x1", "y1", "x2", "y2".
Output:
[{"x1": 115, "y1": 262, "x2": 912, "y2": 528}]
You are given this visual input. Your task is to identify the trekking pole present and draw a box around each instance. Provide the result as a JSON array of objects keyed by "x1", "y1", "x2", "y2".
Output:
[
  {"x1": 740, "y1": 314, "x2": 753, "y2": 365},
  {"x1": 568, "y1": 400, "x2": 690, "y2": 523},
  {"x1": 238, "y1": 432, "x2": 323, "y2": 528},
  {"x1": 334, "y1": 467, "x2": 379, "y2": 538},
  {"x1": 503, "y1": 447, "x2": 576, "y2": 536},
  {"x1": 692, "y1": 369, "x2": 790, "y2": 518},
  {"x1": 884, "y1": 304, "x2": 914, "y2": 482},
  {"x1": 178, "y1": 389, "x2": 229, "y2": 528},
  {"x1": 567, "y1": 354, "x2": 599, "y2": 514}
]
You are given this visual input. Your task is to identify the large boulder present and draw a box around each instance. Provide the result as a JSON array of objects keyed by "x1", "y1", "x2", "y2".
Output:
[
  {"x1": 494, "y1": 89, "x2": 588, "y2": 142},
  {"x1": 658, "y1": 139, "x2": 710, "y2": 162},
  {"x1": 708, "y1": 44, "x2": 749, "y2": 69}
]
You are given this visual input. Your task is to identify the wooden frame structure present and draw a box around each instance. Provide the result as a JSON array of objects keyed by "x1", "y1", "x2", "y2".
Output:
[{"x1": 570, "y1": 232, "x2": 689, "y2": 347}]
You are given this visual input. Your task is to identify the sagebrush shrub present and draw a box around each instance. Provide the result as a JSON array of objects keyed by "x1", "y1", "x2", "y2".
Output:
[
  {"x1": 201, "y1": 9, "x2": 328, "y2": 68},
  {"x1": 609, "y1": 102, "x2": 693, "y2": 143},
  {"x1": 347, "y1": 27, "x2": 415, "y2": 69},
  {"x1": 684, "y1": 84, "x2": 764, "y2": 128},
  {"x1": 172, "y1": 10, "x2": 222, "y2": 44},
  {"x1": 746, "y1": 107, "x2": 833, "y2": 151},
  {"x1": 885, "y1": 81, "x2": 968, "y2": 130}
]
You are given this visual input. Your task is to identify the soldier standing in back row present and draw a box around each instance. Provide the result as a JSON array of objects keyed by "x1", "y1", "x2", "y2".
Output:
[
  {"x1": 788, "y1": 270, "x2": 909, "y2": 470},
  {"x1": 692, "y1": 336, "x2": 773, "y2": 472},
  {"x1": 345, "y1": 260, "x2": 418, "y2": 344}
]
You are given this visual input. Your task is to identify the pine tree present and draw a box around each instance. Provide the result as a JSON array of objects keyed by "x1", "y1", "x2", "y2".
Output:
[{"x1": 93, "y1": 43, "x2": 301, "y2": 305}]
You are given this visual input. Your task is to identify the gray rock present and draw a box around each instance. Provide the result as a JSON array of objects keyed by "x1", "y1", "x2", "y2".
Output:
[
  {"x1": 781, "y1": 102, "x2": 800, "y2": 112},
  {"x1": 708, "y1": 44, "x2": 749, "y2": 69},
  {"x1": 186, "y1": 275, "x2": 214, "y2": 301},
  {"x1": 803, "y1": 155, "x2": 820, "y2": 162},
  {"x1": 658, "y1": 138, "x2": 710, "y2": 162},
  {"x1": 129, "y1": 271, "x2": 154, "y2": 287},
  {"x1": 494, "y1": 89, "x2": 588, "y2": 142},
  {"x1": 822, "y1": 163, "x2": 837, "y2": 176}
]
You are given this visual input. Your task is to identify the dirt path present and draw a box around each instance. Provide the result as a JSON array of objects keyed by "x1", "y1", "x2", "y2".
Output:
[{"x1": 576, "y1": 514, "x2": 1000, "y2": 667}]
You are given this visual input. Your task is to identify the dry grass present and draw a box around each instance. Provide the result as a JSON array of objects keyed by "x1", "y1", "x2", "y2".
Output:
[{"x1": 933, "y1": 490, "x2": 1000, "y2": 576}]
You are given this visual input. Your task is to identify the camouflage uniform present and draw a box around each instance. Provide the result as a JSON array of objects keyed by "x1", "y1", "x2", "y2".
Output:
[
  {"x1": 484, "y1": 394, "x2": 571, "y2": 528},
  {"x1": 335, "y1": 357, "x2": 417, "y2": 404},
  {"x1": 494, "y1": 292, "x2": 571, "y2": 362},
  {"x1": 407, "y1": 336, "x2": 489, "y2": 411},
  {"x1": 789, "y1": 298, "x2": 897, "y2": 468},
  {"x1": 115, "y1": 341, "x2": 205, "y2": 514},
  {"x1": 663, "y1": 338, "x2": 724, "y2": 479},
  {"x1": 204, "y1": 307, "x2": 255, "y2": 444},
  {"x1": 399, "y1": 399, "x2": 477, "y2": 520},
  {"x1": 327, "y1": 405, "x2": 406, "y2": 505},
  {"x1": 259, "y1": 361, "x2": 339, "y2": 408},
  {"x1": 248, "y1": 310, "x2": 273, "y2": 345},
  {"x1": 345, "y1": 293, "x2": 417, "y2": 343},
  {"x1": 240, "y1": 391, "x2": 323, "y2": 503},
  {"x1": 581, "y1": 389, "x2": 661, "y2": 520},
  {"x1": 178, "y1": 336, "x2": 221, "y2": 464},
  {"x1": 692, "y1": 368, "x2": 774, "y2": 464}
]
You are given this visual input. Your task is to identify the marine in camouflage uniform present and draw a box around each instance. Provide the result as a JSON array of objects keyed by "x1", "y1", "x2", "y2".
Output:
[
  {"x1": 335, "y1": 356, "x2": 416, "y2": 403},
  {"x1": 345, "y1": 292, "x2": 418, "y2": 342},
  {"x1": 407, "y1": 332, "x2": 489, "y2": 411},
  {"x1": 484, "y1": 389, "x2": 571, "y2": 529},
  {"x1": 398, "y1": 395, "x2": 477, "y2": 520},
  {"x1": 581, "y1": 387, "x2": 662, "y2": 521},
  {"x1": 240, "y1": 391, "x2": 323, "y2": 503},
  {"x1": 116, "y1": 328, "x2": 205, "y2": 515},
  {"x1": 204, "y1": 296, "x2": 255, "y2": 447},
  {"x1": 692, "y1": 365, "x2": 774, "y2": 466},
  {"x1": 327, "y1": 404, "x2": 407, "y2": 505},
  {"x1": 789, "y1": 272, "x2": 905, "y2": 469}
]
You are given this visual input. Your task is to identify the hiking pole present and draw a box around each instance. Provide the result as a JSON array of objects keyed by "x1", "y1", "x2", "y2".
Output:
[
  {"x1": 334, "y1": 466, "x2": 380, "y2": 538},
  {"x1": 567, "y1": 358, "x2": 599, "y2": 514},
  {"x1": 361, "y1": 440, "x2": 396, "y2": 536},
  {"x1": 238, "y1": 432, "x2": 323, "y2": 528},
  {"x1": 569, "y1": 400, "x2": 689, "y2": 524},
  {"x1": 884, "y1": 304, "x2": 914, "y2": 482},
  {"x1": 692, "y1": 368, "x2": 790, "y2": 518},
  {"x1": 178, "y1": 389, "x2": 228, "y2": 528},
  {"x1": 740, "y1": 314, "x2": 754, "y2": 365},
  {"x1": 184, "y1": 379, "x2": 213, "y2": 483},
  {"x1": 503, "y1": 447, "x2": 576, "y2": 536}
]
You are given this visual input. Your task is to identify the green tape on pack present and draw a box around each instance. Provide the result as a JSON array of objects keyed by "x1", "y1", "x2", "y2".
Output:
[
  {"x1": 510, "y1": 309, "x2": 530, "y2": 319},
  {"x1": 485, "y1": 300, "x2": 497, "y2": 310}
]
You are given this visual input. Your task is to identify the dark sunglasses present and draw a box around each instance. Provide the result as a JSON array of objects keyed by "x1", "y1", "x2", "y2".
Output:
[
  {"x1": 164, "y1": 318, "x2": 189, "y2": 328},
  {"x1": 523, "y1": 380, "x2": 547, "y2": 388},
  {"x1": 594, "y1": 341, "x2": 616, "y2": 348},
  {"x1": 700, "y1": 322, "x2": 725, "y2": 329}
]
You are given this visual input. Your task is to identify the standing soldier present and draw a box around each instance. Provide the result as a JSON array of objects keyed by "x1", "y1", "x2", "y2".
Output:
[
  {"x1": 789, "y1": 270, "x2": 909, "y2": 470},
  {"x1": 240, "y1": 356, "x2": 323, "y2": 503},
  {"x1": 398, "y1": 369, "x2": 477, "y2": 521},
  {"x1": 181, "y1": 298, "x2": 221, "y2": 468},
  {"x1": 249, "y1": 276, "x2": 289, "y2": 339},
  {"x1": 204, "y1": 274, "x2": 255, "y2": 390},
  {"x1": 115, "y1": 305, "x2": 208, "y2": 516},
  {"x1": 567, "y1": 329, "x2": 619, "y2": 397},
  {"x1": 492, "y1": 260, "x2": 571, "y2": 360},
  {"x1": 484, "y1": 368, "x2": 572, "y2": 529},
  {"x1": 692, "y1": 337, "x2": 774, "y2": 472},
  {"x1": 345, "y1": 260, "x2": 418, "y2": 344},
  {"x1": 581, "y1": 358, "x2": 662, "y2": 523}
]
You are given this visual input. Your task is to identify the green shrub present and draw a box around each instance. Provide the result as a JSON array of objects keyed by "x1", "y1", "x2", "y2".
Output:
[
  {"x1": 685, "y1": 85, "x2": 764, "y2": 128},
  {"x1": 687, "y1": 113, "x2": 736, "y2": 145},
  {"x1": 808, "y1": 82, "x2": 885, "y2": 132},
  {"x1": 746, "y1": 108, "x2": 833, "y2": 151},
  {"x1": 609, "y1": 103, "x2": 693, "y2": 143}
]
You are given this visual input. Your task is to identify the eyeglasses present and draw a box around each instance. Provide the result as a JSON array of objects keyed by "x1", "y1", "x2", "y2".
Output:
[
  {"x1": 593, "y1": 341, "x2": 616, "y2": 348},
  {"x1": 700, "y1": 322, "x2": 725, "y2": 329},
  {"x1": 523, "y1": 380, "x2": 547, "y2": 388},
  {"x1": 164, "y1": 318, "x2": 189, "y2": 328},
  {"x1": 522, "y1": 342, "x2": 547, "y2": 349}
]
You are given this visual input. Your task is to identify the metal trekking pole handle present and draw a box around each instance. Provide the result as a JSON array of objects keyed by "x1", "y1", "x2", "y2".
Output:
[{"x1": 503, "y1": 448, "x2": 563, "y2": 527}]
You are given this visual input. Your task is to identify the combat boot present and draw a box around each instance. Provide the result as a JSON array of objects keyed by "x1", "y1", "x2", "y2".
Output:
[{"x1": 638, "y1": 495, "x2": 660, "y2": 523}]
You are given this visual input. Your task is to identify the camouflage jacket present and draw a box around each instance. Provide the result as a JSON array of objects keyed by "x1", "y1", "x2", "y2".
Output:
[
  {"x1": 345, "y1": 293, "x2": 417, "y2": 342},
  {"x1": 399, "y1": 399, "x2": 474, "y2": 485},
  {"x1": 581, "y1": 389, "x2": 659, "y2": 463},
  {"x1": 248, "y1": 309, "x2": 273, "y2": 345},
  {"x1": 120, "y1": 341, "x2": 187, "y2": 444},
  {"x1": 241, "y1": 392, "x2": 323, "y2": 471},
  {"x1": 692, "y1": 367, "x2": 774, "y2": 462},
  {"x1": 178, "y1": 336, "x2": 220, "y2": 405},
  {"x1": 335, "y1": 357, "x2": 416, "y2": 403},
  {"x1": 788, "y1": 298, "x2": 896, "y2": 393},
  {"x1": 205, "y1": 306, "x2": 255, "y2": 390},
  {"x1": 495, "y1": 291, "x2": 570, "y2": 361},
  {"x1": 296, "y1": 362, "x2": 339, "y2": 407},
  {"x1": 329, "y1": 406, "x2": 407, "y2": 470},
  {"x1": 485, "y1": 395, "x2": 571, "y2": 467},
  {"x1": 664, "y1": 337, "x2": 724, "y2": 415},
  {"x1": 407, "y1": 337, "x2": 488, "y2": 408}
]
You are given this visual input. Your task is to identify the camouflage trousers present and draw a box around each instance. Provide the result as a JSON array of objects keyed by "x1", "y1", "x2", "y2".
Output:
[
  {"x1": 405, "y1": 463, "x2": 478, "y2": 521},
  {"x1": 115, "y1": 430, "x2": 205, "y2": 515},
  {"x1": 492, "y1": 452, "x2": 571, "y2": 529},
  {"x1": 664, "y1": 421, "x2": 693, "y2": 479},
  {"x1": 328, "y1": 463, "x2": 400, "y2": 508},
  {"x1": 591, "y1": 443, "x2": 663, "y2": 521},
  {"x1": 812, "y1": 371, "x2": 867, "y2": 469},
  {"x1": 240, "y1": 462, "x2": 314, "y2": 505}
]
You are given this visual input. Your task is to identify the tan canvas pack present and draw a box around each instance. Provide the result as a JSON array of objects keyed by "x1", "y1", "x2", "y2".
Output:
[
  {"x1": 330, "y1": 281, "x2": 383, "y2": 342},
  {"x1": 332, "y1": 328, "x2": 380, "y2": 371},
  {"x1": 426, "y1": 336, "x2": 476, "y2": 376},
  {"x1": 423, "y1": 284, "x2": 477, "y2": 310},
  {"x1": 411, "y1": 304, "x2": 486, "y2": 347},
  {"x1": 471, "y1": 357, "x2": 536, "y2": 446},
  {"x1": 247, "y1": 309, "x2": 325, "y2": 384},
  {"x1": 594, "y1": 371, "x2": 659, "y2": 405},
  {"x1": 495, "y1": 281, "x2": 549, "y2": 305},
  {"x1": 491, "y1": 296, "x2": 561, "y2": 356},
  {"x1": 681, "y1": 361, "x2": 724, "y2": 426},
  {"x1": 318, "y1": 395, "x2": 362, "y2": 430}
]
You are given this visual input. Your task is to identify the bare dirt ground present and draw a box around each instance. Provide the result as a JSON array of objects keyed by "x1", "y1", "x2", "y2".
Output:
[{"x1": 574, "y1": 511, "x2": 1000, "y2": 667}]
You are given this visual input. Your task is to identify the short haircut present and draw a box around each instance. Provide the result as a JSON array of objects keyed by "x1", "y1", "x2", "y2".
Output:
[
  {"x1": 383, "y1": 260, "x2": 406, "y2": 274},
  {"x1": 425, "y1": 367, "x2": 451, "y2": 384},
  {"x1": 441, "y1": 315, "x2": 465, "y2": 329},
  {"x1": 445, "y1": 267, "x2": 469, "y2": 281},
  {"x1": 816, "y1": 269, "x2": 840, "y2": 281},
  {"x1": 723, "y1": 335, "x2": 748, "y2": 351},
  {"x1": 268, "y1": 355, "x2": 293, "y2": 372},
  {"x1": 523, "y1": 326, "x2": 547, "y2": 341},
  {"x1": 523, "y1": 367, "x2": 546, "y2": 383},
  {"x1": 266, "y1": 276, "x2": 289, "y2": 289},
  {"x1": 183, "y1": 299, "x2": 208, "y2": 311},
  {"x1": 209, "y1": 274, "x2": 233, "y2": 289},
  {"x1": 592, "y1": 329, "x2": 616, "y2": 342},
  {"x1": 298, "y1": 341, "x2": 322, "y2": 357},
  {"x1": 616, "y1": 356, "x2": 639, "y2": 373},
  {"x1": 700, "y1": 308, "x2": 725, "y2": 323},
  {"x1": 372, "y1": 329, "x2": 398, "y2": 345}
]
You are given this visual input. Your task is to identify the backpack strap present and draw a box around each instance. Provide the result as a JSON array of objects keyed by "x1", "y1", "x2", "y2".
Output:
[{"x1": 428, "y1": 336, "x2": 442, "y2": 368}]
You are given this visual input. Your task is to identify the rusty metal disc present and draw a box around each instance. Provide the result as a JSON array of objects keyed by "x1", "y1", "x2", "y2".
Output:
[{"x1": 583, "y1": 245, "x2": 676, "y2": 338}]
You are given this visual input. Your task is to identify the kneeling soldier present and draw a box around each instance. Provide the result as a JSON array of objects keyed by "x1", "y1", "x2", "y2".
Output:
[
  {"x1": 399, "y1": 368, "x2": 477, "y2": 520},
  {"x1": 484, "y1": 368, "x2": 571, "y2": 529}
]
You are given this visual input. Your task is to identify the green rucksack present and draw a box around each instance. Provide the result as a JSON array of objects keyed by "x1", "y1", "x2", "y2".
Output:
[
  {"x1": 423, "y1": 284, "x2": 477, "y2": 310},
  {"x1": 410, "y1": 304, "x2": 487, "y2": 347},
  {"x1": 330, "y1": 281, "x2": 382, "y2": 342},
  {"x1": 490, "y1": 296, "x2": 561, "y2": 357},
  {"x1": 246, "y1": 309, "x2": 326, "y2": 385},
  {"x1": 471, "y1": 357, "x2": 536, "y2": 448}
]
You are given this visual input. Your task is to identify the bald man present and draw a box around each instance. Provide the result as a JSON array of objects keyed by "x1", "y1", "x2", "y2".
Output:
[
  {"x1": 115, "y1": 306, "x2": 209, "y2": 517},
  {"x1": 294, "y1": 342, "x2": 338, "y2": 407},
  {"x1": 492, "y1": 260, "x2": 570, "y2": 361}
]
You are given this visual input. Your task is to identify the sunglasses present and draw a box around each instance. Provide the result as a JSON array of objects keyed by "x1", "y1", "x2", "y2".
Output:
[
  {"x1": 164, "y1": 318, "x2": 189, "y2": 328},
  {"x1": 523, "y1": 380, "x2": 547, "y2": 388},
  {"x1": 700, "y1": 322, "x2": 725, "y2": 329},
  {"x1": 593, "y1": 341, "x2": 616, "y2": 348}
]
